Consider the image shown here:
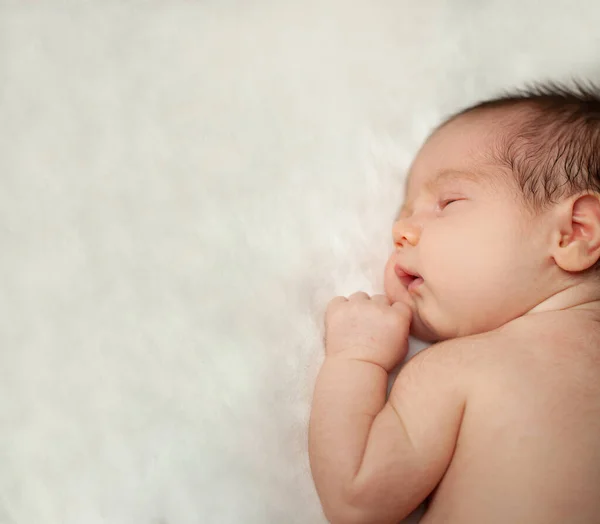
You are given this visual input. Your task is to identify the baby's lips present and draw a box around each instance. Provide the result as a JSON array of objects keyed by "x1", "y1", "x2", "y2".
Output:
[{"x1": 394, "y1": 263, "x2": 420, "y2": 288}]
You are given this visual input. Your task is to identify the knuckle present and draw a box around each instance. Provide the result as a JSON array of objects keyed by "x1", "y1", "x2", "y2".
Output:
[
  {"x1": 326, "y1": 296, "x2": 345, "y2": 312},
  {"x1": 387, "y1": 310, "x2": 408, "y2": 328},
  {"x1": 386, "y1": 314, "x2": 403, "y2": 330}
]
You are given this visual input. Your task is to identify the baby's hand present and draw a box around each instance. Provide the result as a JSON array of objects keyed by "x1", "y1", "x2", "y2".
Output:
[{"x1": 324, "y1": 292, "x2": 412, "y2": 371}]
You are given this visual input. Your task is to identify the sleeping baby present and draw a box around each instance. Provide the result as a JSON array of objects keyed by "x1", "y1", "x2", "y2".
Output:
[{"x1": 309, "y1": 82, "x2": 600, "y2": 523}]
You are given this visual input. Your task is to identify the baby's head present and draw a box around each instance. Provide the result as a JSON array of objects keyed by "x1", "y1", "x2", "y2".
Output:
[{"x1": 384, "y1": 82, "x2": 600, "y2": 342}]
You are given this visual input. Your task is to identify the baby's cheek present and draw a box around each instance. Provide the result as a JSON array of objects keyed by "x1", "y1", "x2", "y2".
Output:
[{"x1": 383, "y1": 258, "x2": 398, "y2": 297}]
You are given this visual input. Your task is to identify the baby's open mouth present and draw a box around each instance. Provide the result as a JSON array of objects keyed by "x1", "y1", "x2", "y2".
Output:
[{"x1": 394, "y1": 264, "x2": 424, "y2": 291}]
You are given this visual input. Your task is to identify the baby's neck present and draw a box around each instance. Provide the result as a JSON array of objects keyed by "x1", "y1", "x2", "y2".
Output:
[{"x1": 525, "y1": 280, "x2": 600, "y2": 316}]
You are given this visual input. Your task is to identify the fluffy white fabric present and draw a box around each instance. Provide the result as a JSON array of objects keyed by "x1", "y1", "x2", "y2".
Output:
[{"x1": 2, "y1": 1, "x2": 600, "y2": 523}]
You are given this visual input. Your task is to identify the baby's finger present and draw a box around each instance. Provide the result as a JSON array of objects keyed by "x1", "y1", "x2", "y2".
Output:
[
  {"x1": 324, "y1": 296, "x2": 348, "y2": 329},
  {"x1": 348, "y1": 291, "x2": 370, "y2": 301},
  {"x1": 326, "y1": 296, "x2": 348, "y2": 314},
  {"x1": 391, "y1": 300, "x2": 413, "y2": 316},
  {"x1": 328, "y1": 296, "x2": 348, "y2": 306},
  {"x1": 371, "y1": 294, "x2": 391, "y2": 305}
]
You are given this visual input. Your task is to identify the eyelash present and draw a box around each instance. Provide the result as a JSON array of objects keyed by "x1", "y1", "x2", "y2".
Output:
[{"x1": 439, "y1": 198, "x2": 460, "y2": 210}]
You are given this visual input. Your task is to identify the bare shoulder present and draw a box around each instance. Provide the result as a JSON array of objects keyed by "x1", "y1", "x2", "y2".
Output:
[
  {"x1": 414, "y1": 309, "x2": 600, "y2": 362},
  {"x1": 389, "y1": 334, "x2": 492, "y2": 414},
  {"x1": 400, "y1": 330, "x2": 499, "y2": 383},
  {"x1": 403, "y1": 310, "x2": 600, "y2": 400},
  {"x1": 397, "y1": 310, "x2": 600, "y2": 406},
  {"x1": 398, "y1": 319, "x2": 543, "y2": 395}
]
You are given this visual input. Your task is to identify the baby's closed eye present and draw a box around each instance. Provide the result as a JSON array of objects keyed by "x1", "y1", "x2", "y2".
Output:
[{"x1": 438, "y1": 198, "x2": 464, "y2": 210}]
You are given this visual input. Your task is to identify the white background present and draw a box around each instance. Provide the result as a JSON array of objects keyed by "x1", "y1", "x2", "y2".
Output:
[{"x1": 1, "y1": 1, "x2": 600, "y2": 523}]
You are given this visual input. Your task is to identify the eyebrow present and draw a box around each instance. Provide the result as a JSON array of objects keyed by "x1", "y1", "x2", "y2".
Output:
[{"x1": 396, "y1": 169, "x2": 482, "y2": 219}]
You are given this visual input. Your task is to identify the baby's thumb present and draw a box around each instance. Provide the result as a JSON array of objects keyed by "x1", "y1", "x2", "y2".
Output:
[{"x1": 391, "y1": 299, "x2": 413, "y2": 317}]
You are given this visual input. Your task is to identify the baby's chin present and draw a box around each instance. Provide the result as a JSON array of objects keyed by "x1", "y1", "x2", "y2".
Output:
[
  {"x1": 409, "y1": 309, "x2": 441, "y2": 343},
  {"x1": 385, "y1": 272, "x2": 507, "y2": 342}
]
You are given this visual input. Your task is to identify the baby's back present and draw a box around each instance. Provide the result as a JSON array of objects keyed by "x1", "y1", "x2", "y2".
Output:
[{"x1": 422, "y1": 310, "x2": 600, "y2": 524}]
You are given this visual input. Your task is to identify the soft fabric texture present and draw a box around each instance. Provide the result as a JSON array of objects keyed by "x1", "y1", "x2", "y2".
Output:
[{"x1": 1, "y1": 1, "x2": 600, "y2": 523}]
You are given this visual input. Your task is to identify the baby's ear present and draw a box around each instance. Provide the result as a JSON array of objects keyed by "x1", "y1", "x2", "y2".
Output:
[{"x1": 552, "y1": 193, "x2": 600, "y2": 272}]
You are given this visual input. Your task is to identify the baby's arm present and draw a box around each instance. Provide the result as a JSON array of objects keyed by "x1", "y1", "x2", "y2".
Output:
[{"x1": 309, "y1": 295, "x2": 467, "y2": 523}]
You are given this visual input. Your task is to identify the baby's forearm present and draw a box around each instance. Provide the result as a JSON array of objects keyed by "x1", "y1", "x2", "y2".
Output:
[{"x1": 309, "y1": 356, "x2": 389, "y2": 520}]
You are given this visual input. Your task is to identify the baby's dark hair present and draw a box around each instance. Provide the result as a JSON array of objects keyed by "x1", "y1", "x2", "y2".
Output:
[{"x1": 450, "y1": 81, "x2": 600, "y2": 216}]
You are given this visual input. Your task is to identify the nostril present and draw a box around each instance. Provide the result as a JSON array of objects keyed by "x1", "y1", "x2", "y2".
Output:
[
  {"x1": 395, "y1": 235, "x2": 410, "y2": 248},
  {"x1": 397, "y1": 230, "x2": 419, "y2": 247}
]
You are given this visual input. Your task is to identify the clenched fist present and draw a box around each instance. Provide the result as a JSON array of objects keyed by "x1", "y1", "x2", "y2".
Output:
[{"x1": 324, "y1": 292, "x2": 412, "y2": 372}]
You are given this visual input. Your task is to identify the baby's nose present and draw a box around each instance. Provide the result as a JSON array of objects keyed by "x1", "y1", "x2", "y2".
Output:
[{"x1": 392, "y1": 219, "x2": 420, "y2": 248}]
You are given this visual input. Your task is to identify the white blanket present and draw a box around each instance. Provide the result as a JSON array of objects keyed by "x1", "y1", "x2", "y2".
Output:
[{"x1": 1, "y1": 1, "x2": 599, "y2": 522}]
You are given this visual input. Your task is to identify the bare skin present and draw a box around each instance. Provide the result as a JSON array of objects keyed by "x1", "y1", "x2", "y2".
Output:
[
  {"x1": 420, "y1": 307, "x2": 600, "y2": 524},
  {"x1": 309, "y1": 110, "x2": 600, "y2": 523}
]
